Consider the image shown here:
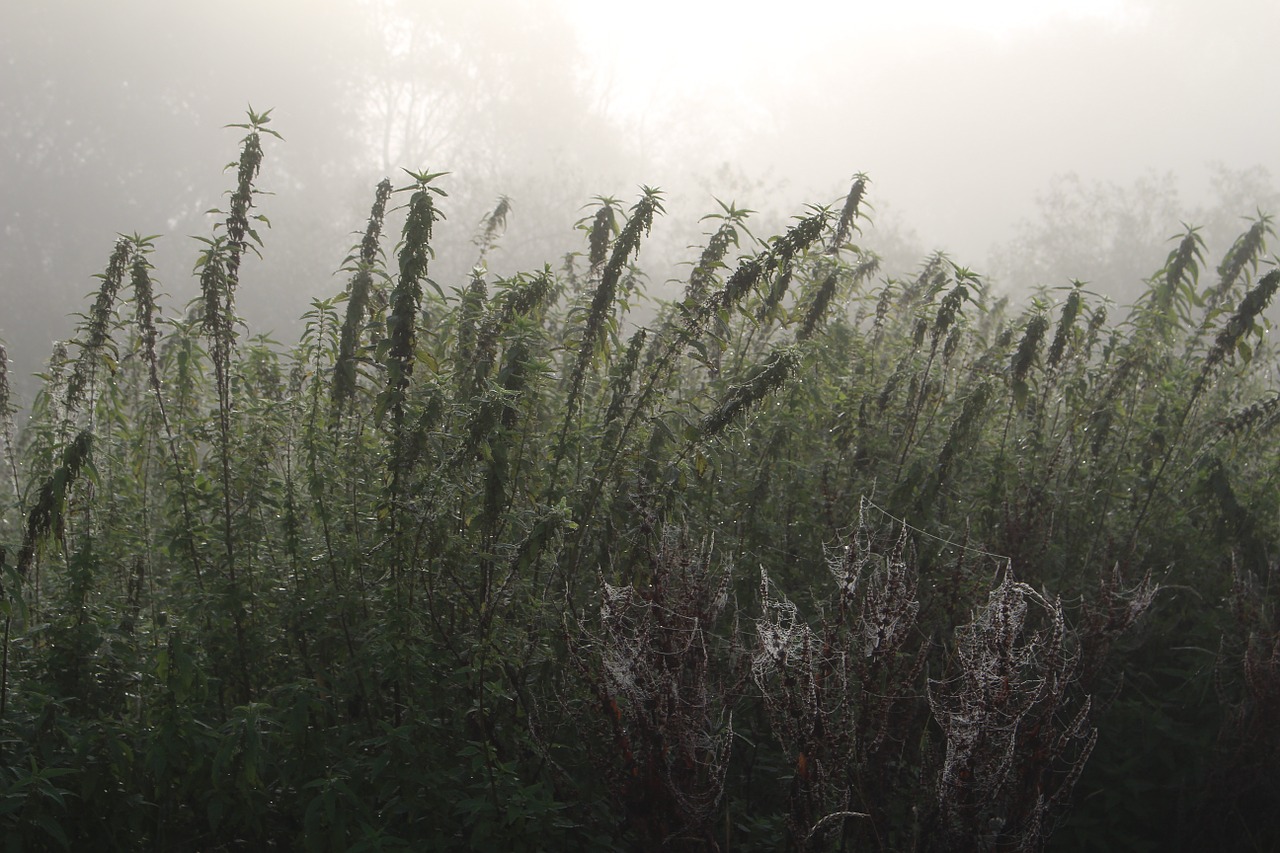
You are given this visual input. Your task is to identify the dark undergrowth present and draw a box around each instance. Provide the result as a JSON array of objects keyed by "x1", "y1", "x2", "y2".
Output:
[{"x1": 1, "y1": 112, "x2": 1279, "y2": 851}]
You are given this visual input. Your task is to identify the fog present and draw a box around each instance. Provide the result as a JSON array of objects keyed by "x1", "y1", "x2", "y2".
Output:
[{"x1": 3, "y1": 0, "x2": 1278, "y2": 397}]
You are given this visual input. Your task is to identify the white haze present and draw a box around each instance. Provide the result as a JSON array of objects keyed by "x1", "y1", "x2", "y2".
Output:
[
  {"x1": 1, "y1": 0, "x2": 1278, "y2": 393},
  {"x1": 564, "y1": 0, "x2": 1278, "y2": 261}
]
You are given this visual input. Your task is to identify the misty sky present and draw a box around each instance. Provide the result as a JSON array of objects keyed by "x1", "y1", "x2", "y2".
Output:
[
  {"x1": 562, "y1": 0, "x2": 1280, "y2": 259},
  {"x1": 2, "y1": 0, "x2": 1279, "y2": 385}
]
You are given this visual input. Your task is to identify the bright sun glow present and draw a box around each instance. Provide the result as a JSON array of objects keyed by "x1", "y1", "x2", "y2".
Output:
[{"x1": 562, "y1": 0, "x2": 1137, "y2": 119}]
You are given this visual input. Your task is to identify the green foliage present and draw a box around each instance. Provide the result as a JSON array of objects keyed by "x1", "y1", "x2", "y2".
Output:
[
  {"x1": 2, "y1": 113, "x2": 1280, "y2": 852},
  {"x1": 333, "y1": 178, "x2": 393, "y2": 409}
]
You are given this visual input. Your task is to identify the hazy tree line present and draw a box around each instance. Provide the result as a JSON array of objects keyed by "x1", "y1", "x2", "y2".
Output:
[{"x1": 0, "y1": 1, "x2": 639, "y2": 402}]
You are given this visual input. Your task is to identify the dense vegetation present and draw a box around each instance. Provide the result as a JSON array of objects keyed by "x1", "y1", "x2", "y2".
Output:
[{"x1": 2, "y1": 112, "x2": 1279, "y2": 851}]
